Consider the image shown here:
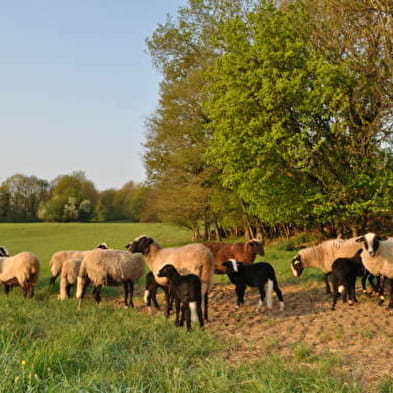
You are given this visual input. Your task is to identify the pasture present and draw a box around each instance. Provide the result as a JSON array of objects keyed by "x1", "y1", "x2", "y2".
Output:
[{"x1": 0, "y1": 223, "x2": 391, "y2": 392}]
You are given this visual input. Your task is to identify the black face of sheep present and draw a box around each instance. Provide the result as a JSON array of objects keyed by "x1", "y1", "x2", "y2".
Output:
[
  {"x1": 125, "y1": 235, "x2": 154, "y2": 254},
  {"x1": 0, "y1": 246, "x2": 9, "y2": 257},
  {"x1": 356, "y1": 233, "x2": 387, "y2": 257},
  {"x1": 157, "y1": 264, "x2": 177, "y2": 278},
  {"x1": 291, "y1": 255, "x2": 304, "y2": 277}
]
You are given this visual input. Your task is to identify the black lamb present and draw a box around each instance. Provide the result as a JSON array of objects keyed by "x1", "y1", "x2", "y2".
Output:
[
  {"x1": 222, "y1": 259, "x2": 284, "y2": 311},
  {"x1": 157, "y1": 264, "x2": 203, "y2": 331}
]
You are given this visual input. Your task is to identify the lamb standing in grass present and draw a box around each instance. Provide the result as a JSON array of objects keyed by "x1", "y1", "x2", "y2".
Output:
[
  {"x1": 158, "y1": 264, "x2": 203, "y2": 331},
  {"x1": 0, "y1": 247, "x2": 40, "y2": 298},
  {"x1": 76, "y1": 248, "x2": 144, "y2": 308}
]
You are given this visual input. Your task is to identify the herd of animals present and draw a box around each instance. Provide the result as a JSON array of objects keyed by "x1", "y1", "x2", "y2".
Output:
[{"x1": 0, "y1": 232, "x2": 392, "y2": 331}]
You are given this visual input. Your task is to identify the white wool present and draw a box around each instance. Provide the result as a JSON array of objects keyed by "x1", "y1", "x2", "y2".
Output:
[
  {"x1": 229, "y1": 258, "x2": 238, "y2": 272},
  {"x1": 144, "y1": 290, "x2": 149, "y2": 305},
  {"x1": 266, "y1": 279, "x2": 273, "y2": 309},
  {"x1": 189, "y1": 302, "x2": 199, "y2": 322}
]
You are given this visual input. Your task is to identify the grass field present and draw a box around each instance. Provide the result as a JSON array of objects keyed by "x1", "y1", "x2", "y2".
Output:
[{"x1": 0, "y1": 223, "x2": 369, "y2": 392}]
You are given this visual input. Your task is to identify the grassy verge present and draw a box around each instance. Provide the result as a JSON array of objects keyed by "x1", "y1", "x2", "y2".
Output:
[{"x1": 0, "y1": 224, "x2": 367, "y2": 392}]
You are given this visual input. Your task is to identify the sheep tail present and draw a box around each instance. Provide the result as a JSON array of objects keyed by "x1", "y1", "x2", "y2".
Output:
[
  {"x1": 189, "y1": 302, "x2": 198, "y2": 322},
  {"x1": 338, "y1": 285, "x2": 345, "y2": 294}
]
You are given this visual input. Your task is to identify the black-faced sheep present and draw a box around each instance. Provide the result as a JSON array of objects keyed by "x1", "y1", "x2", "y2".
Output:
[
  {"x1": 157, "y1": 264, "x2": 203, "y2": 331},
  {"x1": 331, "y1": 249, "x2": 364, "y2": 310},
  {"x1": 204, "y1": 239, "x2": 264, "y2": 274},
  {"x1": 126, "y1": 235, "x2": 214, "y2": 320},
  {"x1": 0, "y1": 248, "x2": 40, "y2": 298},
  {"x1": 356, "y1": 233, "x2": 393, "y2": 308},
  {"x1": 222, "y1": 260, "x2": 284, "y2": 311},
  {"x1": 76, "y1": 249, "x2": 145, "y2": 308},
  {"x1": 49, "y1": 242, "x2": 109, "y2": 285},
  {"x1": 144, "y1": 271, "x2": 169, "y2": 310},
  {"x1": 59, "y1": 258, "x2": 82, "y2": 300},
  {"x1": 291, "y1": 237, "x2": 363, "y2": 294}
]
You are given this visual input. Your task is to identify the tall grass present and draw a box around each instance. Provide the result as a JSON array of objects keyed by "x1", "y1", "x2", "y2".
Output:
[{"x1": 0, "y1": 223, "x2": 365, "y2": 392}]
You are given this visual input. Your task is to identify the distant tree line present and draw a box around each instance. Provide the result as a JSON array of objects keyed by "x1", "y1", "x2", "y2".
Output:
[
  {"x1": 144, "y1": 0, "x2": 393, "y2": 240},
  {"x1": 0, "y1": 172, "x2": 153, "y2": 223}
]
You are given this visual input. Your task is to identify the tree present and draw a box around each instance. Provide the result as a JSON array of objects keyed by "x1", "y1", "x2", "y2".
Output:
[
  {"x1": 145, "y1": 0, "x2": 259, "y2": 238},
  {"x1": 0, "y1": 174, "x2": 49, "y2": 221},
  {"x1": 204, "y1": 1, "x2": 393, "y2": 235}
]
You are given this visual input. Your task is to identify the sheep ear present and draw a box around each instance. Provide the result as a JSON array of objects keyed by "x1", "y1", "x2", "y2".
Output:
[
  {"x1": 377, "y1": 235, "x2": 388, "y2": 241},
  {"x1": 356, "y1": 236, "x2": 365, "y2": 243}
]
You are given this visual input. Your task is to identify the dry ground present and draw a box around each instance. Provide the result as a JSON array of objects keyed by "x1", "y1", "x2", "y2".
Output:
[{"x1": 138, "y1": 281, "x2": 393, "y2": 391}]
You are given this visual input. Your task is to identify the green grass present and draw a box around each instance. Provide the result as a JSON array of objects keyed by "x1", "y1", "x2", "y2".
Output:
[{"x1": 0, "y1": 223, "x2": 366, "y2": 392}]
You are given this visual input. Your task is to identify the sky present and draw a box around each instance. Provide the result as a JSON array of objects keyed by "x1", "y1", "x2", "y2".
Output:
[{"x1": 0, "y1": 0, "x2": 187, "y2": 190}]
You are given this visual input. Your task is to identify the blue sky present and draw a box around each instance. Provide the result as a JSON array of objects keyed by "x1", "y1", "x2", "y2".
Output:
[{"x1": 0, "y1": 0, "x2": 186, "y2": 190}]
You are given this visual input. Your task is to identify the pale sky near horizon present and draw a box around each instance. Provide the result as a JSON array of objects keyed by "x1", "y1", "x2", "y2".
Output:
[{"x1": 0, "y1": 0, "x2": 186, "y2": 190}]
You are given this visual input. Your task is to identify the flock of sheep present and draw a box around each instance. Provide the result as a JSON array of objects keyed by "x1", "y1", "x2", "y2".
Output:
[{"x1": 0, "y1": 232, "x2": 392, "y2": 330}]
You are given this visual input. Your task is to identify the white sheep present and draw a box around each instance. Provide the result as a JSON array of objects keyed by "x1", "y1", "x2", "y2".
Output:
[
  {"x1": 58, "y1": 258, "x2": 82, "y2": 300},
  {"x1": 126, "y1": 235, "x2": 214, "y2": 320},
  {"x1": 49, "y1": 242, "x2": 109, "y2": 285},
  {"x1": 291, "y1": 237, "x2": 363, "y2": 293},
  {"x1": 76, "y1": 249, "x2": 145, "y2": 308},
  {"x1": 0, "y1": 249, "x2": 40, "y2": 297},
  {"x1": 356, "y1": 233, "x2": 393, "y2": 307}
]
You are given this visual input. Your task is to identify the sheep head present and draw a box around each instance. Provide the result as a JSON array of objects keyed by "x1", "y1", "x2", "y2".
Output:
[
  {"x1": 96, "y1": 242, "x2": 109, "y2": 250},
  {"x1": 0, "y1": 246, "x2": 10, "y2": 257},
  {"x1": 157, "y1": 264, "x2": 178, "y2": 278},
  {"x1": 356, "y1": 233, "x2": 387, "y2": 257},
  {"x1": 222, "y1": 259, "x2": 245, "y2": 273},
  {"x1": 291, "y1": 255, "x2": 304, "y2": 277},
  {"x1": 247, "y1": 239, "x2": 265, "y2": 256},
  {"x1": 126, "y1": 235, "x2": 154, "y2": 255}
]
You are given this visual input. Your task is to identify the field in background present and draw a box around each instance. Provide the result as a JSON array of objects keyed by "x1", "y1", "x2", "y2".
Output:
[{"x1": 0, "y1": 223, "x2": 388, "y2": 392}]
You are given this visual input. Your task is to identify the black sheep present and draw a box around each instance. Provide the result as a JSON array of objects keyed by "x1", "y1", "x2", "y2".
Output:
[
  {"x1": 222, "y1": 260, "x2": 284, "y2": 311},
  {"x1": 157, "y1": 264, "x2": 203, "y2": 331},
  {"x1": 331, "y1": 249, "x2": 364, "y2": 310}
]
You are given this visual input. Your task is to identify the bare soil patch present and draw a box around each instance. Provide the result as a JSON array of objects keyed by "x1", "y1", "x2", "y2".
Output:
[{"x1": 206, "y1": 282, "x2": 393, "y2": 390}]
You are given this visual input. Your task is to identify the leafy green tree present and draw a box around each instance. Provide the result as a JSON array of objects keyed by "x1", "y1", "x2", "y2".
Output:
[{"x1": 204, "y1": 1, "x2": 393, "y2": 235}]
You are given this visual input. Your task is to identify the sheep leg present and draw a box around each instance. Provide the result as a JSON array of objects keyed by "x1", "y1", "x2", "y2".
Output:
[
  {"x1": 128, "y1": 281, "x2": 134, "y2": 308},
  {"x1": 175, "y1": 298, "x2": 181, "y2": 326},
  {"x1": 151, "y1": 286, "x2": 160, "y2": 309},
  {"x1": 378, "y1": 276, "x2": 386, "y2": 304},
  {"x1": 49, "y1": 274, "x2": 58, "y2": 286},
  {"x1": 185, "y1": 303, "x2": 192, "y2": 331},
  {"x1": 94, "y1": 285, "x2": 102, "y2": 304},
  {"x1": 165, "y1": 289, "x2": 172, "y2": 318},
  {"x1": 203, "y1": 291, "x2": 208, "y2": 321},
  {"x1": 387, "y1": 278, "x2": 393, "y2": 309},
  {"x1": 349, "y1": 276, "x2": 357, "y2": 304},
  {"x1": 66, "y1": 283, "x2": 72, "y2": 298},
  {"x1": 197, "y1": 301, "x2": 204, "y2": 328},
  {"x1": 236, "y1": 283, "x2": 246, "y2": 307},
  {"x1": 324, "y1": 273, "x2": 331, "y2": 294},
  {"x1": 272, "y1": 280, "x2": 284, "y2": 311},
  {"x1": 123, "y1": 282, "x2": 129, "y2": 306},
  {"x1": 180, "y1": 303, "x2": 187, "y2": 327},
  {"x1": 4, "y1": 284, "x2": 11, "y2": 295},
  {"x1": 257, "y1": 286, "x2": 266, "y2": 311}
]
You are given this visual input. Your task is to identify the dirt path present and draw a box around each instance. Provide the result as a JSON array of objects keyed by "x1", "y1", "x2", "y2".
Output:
[{"x1": 206, "y1": 283, "x2": 393, "y2": 390}]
